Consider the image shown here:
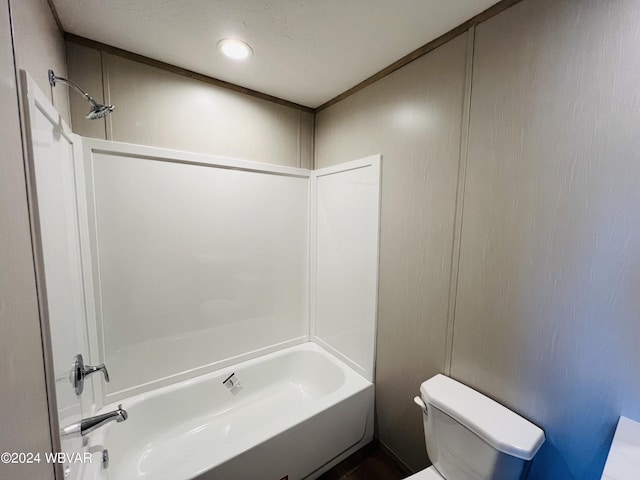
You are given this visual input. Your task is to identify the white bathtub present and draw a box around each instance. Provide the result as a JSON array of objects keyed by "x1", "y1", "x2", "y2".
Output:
[{"x1": 85, "y1": 342, "x2": 374, "y2": 480}]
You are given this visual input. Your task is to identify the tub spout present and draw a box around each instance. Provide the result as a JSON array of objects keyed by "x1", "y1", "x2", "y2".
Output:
[{"x1": 61, "y1": 404, "x2": 128, "y2": 437}]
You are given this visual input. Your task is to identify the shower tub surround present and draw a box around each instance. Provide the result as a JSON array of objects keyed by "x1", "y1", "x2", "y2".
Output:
[
  {"x1": 84, "y1": 343, "x2": 374, "y2": 480},
  {"x1": 22, "y1": 73, "x2": 380, "y2": 480},
  {"x1": 79, "y1": 142, "x2": 381, "y2": 480}
]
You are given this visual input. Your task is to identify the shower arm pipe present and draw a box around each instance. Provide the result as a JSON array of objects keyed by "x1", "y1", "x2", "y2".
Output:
[{"x1": 48, "y1": 69, "x2": 99, "y2": 107}]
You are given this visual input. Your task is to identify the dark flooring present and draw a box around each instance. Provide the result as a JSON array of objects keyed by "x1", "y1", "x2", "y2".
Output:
[{"x1": 318, "y1": 441, "x2": 411, "y2": 480}]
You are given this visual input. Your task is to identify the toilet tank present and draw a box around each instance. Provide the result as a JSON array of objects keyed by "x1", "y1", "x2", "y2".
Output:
[{"x1": 420, "y1": 375, "x2": 545, "y2": 480}]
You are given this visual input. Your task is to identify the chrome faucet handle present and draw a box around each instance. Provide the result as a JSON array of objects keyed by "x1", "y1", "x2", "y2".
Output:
[
  {"x1": 72, "y1": 353, "x2": 110, "y2": 395},
  {"x1": 83, "y1": 363, "x2": 110, "y2": 383}
]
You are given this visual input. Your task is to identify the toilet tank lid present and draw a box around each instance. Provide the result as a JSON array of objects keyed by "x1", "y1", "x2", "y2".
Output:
[{"x1": 420, "y1": 374, "x2": 545, "y2": 461}]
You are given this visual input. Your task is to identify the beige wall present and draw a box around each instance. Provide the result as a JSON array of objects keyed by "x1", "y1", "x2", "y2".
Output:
[
  {"x1": 315, "y1": 33, "x2": 470, "y2": 470},
  {"x1": 453, "y1": 0, "x2": 640, "y2": 479},
  {"x1": 316, "y1": 0, "x2": 640, "y2": 478},
  {"x1": 0, "y1": 1, "x2": 68, "y2": 479},
  {"x1": 66, "y1": 42, "x2": 314, "y2": 169},
  {"x1": 10, "y1": 0, "x2": 70, "y2": 123},
  {"x1": 65, "y1": 41, "x2": 105, "y2": 140}
]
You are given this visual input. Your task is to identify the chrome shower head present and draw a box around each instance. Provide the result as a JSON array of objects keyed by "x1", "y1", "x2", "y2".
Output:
[
  {"x1": 87, "y1": 103, "x2": 115, "y2": 120},
  {"x1": 48, "y1": 69, "x2": 114, "y2": 120}
]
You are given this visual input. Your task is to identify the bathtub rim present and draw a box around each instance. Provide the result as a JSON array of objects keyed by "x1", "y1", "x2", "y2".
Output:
[{"x1": 102, "y1": 341, "x2": 370, "y2": 412}]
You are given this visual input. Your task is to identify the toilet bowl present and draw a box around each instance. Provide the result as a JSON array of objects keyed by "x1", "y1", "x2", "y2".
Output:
[{"x1": 404, "y1": 374, "x2": 545, "y2": 480}]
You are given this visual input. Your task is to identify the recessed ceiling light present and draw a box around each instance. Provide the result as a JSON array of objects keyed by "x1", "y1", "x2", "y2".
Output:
[{"x1": 218, "y1": 38, "x2": 253, "y2": 60}]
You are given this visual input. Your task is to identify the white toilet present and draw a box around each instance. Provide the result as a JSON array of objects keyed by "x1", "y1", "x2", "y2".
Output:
[{"x1": 406, "y1": 374, "x2": 545, "y2": 480}]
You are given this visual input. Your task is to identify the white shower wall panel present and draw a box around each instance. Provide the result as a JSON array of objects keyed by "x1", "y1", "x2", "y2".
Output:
[
  {"x1": 84, "y1": 141, "x2": 310, "y2": 400},
  {"x1": 312, "y1": 156, "x2": 381, "y2": 382}
]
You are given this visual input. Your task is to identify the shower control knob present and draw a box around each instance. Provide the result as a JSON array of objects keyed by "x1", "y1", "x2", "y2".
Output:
[{"x1": 72, "y1": 353, "x2": 110, "y2": 395}]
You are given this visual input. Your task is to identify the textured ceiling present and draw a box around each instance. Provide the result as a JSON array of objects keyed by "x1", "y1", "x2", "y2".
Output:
[{"x1": 52, "y1": 0, "x2": 501, "y2": 108}]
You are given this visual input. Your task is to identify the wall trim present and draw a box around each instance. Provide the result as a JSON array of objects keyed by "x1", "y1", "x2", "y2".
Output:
[
  {"x1": 315, "y1": 0, "x2": 523, "y2": 112},
  {"x1": 46, "y1": 0, "x2": 64, "y2": 35},
  {"x1": 444, "y1": 27, "x2": 475, "y2": 376},
  {"x1": 64, "y1": 32, "x2": 315, "y2": 114}
]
